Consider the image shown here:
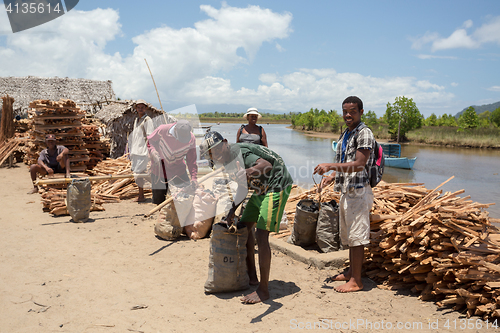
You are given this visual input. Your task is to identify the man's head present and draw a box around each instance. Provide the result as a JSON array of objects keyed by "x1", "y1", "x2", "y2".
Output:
[
  {"x1": 342, "y1": 96, "x2": 364, "y2": 130},
  {"x1": 45, "y1": 134, "x2": 57, "y2": 148},
  {"x1": 199, "y1": 131, "x2": 228, "y2": 163},
  {"x1": 174, "y1": 120, "x2": 193, "y2": 144},
  {"x1": 135, "y1": 99, "x2": 148, "y2": 117}
]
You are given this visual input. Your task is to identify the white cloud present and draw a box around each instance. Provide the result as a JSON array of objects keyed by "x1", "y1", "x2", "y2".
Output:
[
  {"x1": 178, "y1": 68, "x2": 454, "y2": 112},
  {"x1": 411, "y1": 16, "x2": 500, "y2": 52},
  {"x1": 463, "y1": 19, "x2": 473, "y2": 29},
  {"x1": 410, "y1": 31, "x2": 439, "y2": 50},
  {"x1": 417, "y1": 54, "x2": 457, "y2": 60},
  {"x1": 432, "y1": 28, "x2": 479, "y2": 51},
  {"x1": 451, "y1": 82, "x2": 459, "y2": 87},
  {"x1": 275, "y1": 43, "x2": 285, "y2": 52},
  {"x1": 0, "y1": 8, "x2": 121, "y2": 78},
  {"x1": 487, "y1": 86, "x2": 500, "y2": 92}
]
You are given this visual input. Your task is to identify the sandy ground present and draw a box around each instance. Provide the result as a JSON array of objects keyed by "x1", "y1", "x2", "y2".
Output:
[{"x1": 0, "y1": 164, "x2": 474, "y2": 333}]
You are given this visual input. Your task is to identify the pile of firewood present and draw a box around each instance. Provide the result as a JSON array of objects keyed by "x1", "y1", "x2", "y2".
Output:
[
  {"x1": 26, "y1": 99, "x2": 89, "y2": 172},
  {"x1": 366, "y1": 177, "x2": 500, "y2": 319},
  {"x1": 41, "y1": 188, "x2": 105, "y2": 216},
  {"x1": 90, "y1": 155, "x2": 150, "y2": 202},
  {"x1": 284, "y1": 177, "x2": 500, "y2": 319},
  {"x1": 40, "y1": 155, "x2": 151, "y2": 216}
]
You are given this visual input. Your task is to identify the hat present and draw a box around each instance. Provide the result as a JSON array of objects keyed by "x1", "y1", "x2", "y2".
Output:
[
  {"x1": 45, "y1": 134, "x2": 56, "y2": 141},
  {"x1": 243, "y1": 107, "x2": 261, "y2": 120},
  {"x1": 199, "y1": 131, "x2": 224, "y2": 159},
  {"x1": 175, "y1": 120, "x2": 193, "y2": 143},
  {"x1": 135, "y1": 99, "x2": 148, "y2": 106}
]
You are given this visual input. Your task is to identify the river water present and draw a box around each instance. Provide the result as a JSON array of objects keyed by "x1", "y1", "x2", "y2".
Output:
[{"x1": 202, "y1": 123, "x2": 500, "y2": 219}]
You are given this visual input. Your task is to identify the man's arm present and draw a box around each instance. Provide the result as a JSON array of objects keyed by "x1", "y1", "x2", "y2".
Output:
[
  {"x1": 37, "y1": 158, "x2": 53, "y2": 176},
  {"x1": 314, "y1": 149, "x2": 370, "y2": 175},
  {"x1": 185, "y1": 143, "x2": 198, "y2": 182}
]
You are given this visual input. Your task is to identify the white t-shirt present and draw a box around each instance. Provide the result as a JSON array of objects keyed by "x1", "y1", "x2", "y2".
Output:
[{"x1": 128, "y1": 114, "x2": 154, "y2": 156}]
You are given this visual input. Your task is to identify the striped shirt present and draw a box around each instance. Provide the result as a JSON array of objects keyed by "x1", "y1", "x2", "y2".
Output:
[{"x1": 333, "y1": 122, "x2": 375, "y2": 193}]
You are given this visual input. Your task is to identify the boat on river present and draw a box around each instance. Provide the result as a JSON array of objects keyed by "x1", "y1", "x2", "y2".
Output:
[
  {"x1": 380, "y1": 143, "x2": 416, "y2": 169},
  {"x1": 331, "y1": 141, "x2": 417, "y2": 169}
]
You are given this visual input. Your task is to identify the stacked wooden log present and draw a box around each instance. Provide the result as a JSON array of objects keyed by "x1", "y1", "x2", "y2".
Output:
[
  {"x1": 284, "y1": 177, "x2": 500, "y2": 319},
  {"x1": 1, "y1": 95, "x2": 15, "y2": 142},
  {"x1": 40, "y1": 155, "x2": 151, "y2": 216},
  {"x1": 26, "y1": 99, "x2": 89, "y2": 172},
  {"x1": 89, "y1": 155, "x2": 151, "y2": 202},
  {"x1": 41, "y1": 188, "x2": 105, "y2": 216},
  {"x1": 81, "y1": 116, "x2": 109, "y2": 169}
]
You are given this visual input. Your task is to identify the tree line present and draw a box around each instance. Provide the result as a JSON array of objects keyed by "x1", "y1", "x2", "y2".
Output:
[{"x1": 291, "y1": 96, "x2": 500, "y2": 140}]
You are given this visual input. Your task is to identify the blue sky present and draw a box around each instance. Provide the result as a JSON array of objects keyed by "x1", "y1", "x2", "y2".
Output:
[{"x1": 1, "y1": 0, "x2": 500, "y2": 117}]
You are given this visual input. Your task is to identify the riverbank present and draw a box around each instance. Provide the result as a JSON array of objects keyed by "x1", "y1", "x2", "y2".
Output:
[
  {"x1": 199, "y1": 117, "x2": 291, "y2": 124},
  {"x1": 291, "y1": 126, "x2": 500, "y2": 149}
]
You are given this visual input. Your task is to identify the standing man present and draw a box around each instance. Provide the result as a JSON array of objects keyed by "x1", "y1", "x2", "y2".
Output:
[
  {"x1": 314, "y1": 96, "x2": 375, "y2": 293},
  {"x1": 128, "y1": 99, "x2": 154, "y2": 202},
  {"x1": 199, "y1": 131, "x2": 293, "y2": 304},
  {"x1": 28, "y1": 134, "x2": 71, "y2": 194},
  {"x1": 147, "y1": 120, "x2": 197, "y2": 205}
]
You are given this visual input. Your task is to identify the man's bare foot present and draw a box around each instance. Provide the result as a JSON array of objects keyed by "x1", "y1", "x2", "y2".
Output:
[
  {"x1": 241, "y1": 289, "x2": 269, "y2": 304},
  {"x1": 334, "y1": 280, "x2": 363, "y2": 293},
  {"x1": 27, "y1": 188, "x2": 38, "y2": 194},
  {"x1": 326, "y1": 273, "x2": 350, "y2": 282},
  {"x1": 134, "y1": 197, "x2": 146, "y2": 202}
]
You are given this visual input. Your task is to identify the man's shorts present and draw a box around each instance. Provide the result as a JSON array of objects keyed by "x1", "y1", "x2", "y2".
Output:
[
  {"x1": 339, "y1": 186, "x2": 374, "y2": 247},
  {"x1": 240, "y1": 185, "x2": 292, "y2": 233}
]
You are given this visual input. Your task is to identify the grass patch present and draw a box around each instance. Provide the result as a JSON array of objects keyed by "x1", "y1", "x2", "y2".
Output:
[{"x1": 407, "y1": 126, "x2": 500, "y2": 148}]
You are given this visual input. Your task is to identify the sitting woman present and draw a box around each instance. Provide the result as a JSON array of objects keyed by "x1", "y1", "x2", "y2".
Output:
[{"x1": 236, "y1": 107, "x2": 268, "y2": 147}]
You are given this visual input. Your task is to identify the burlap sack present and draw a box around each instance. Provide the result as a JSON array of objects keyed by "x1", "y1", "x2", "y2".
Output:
[
  {"x1": 288, "y1": 199, "x2": 319, "y2": 247},
  {"x1": 204, "y1": 222, "x2": 249, "y2": 293},
  {"x1": 154, "y1": 200, "x2": 182, "y2": 241},
  {"x1": 316, "y1": 200, "x2": 340, "y2": 253},
  {"x1": 184, "y1": 188, "x2": 217, "y2": 240},
  {"x1": 67, "y1": 178, "x2": 91, "y2": 223},
  {"x1": 212, "y1": 178, "x2": 238, "y2": 225}
]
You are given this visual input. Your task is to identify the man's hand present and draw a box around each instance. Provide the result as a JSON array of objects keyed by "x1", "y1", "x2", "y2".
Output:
[
  {"x1": 46, "y1": 167, "x2": 54, "y2": 177},
  {"x1": 318, "y1": 173, "x2": 335, "y2": 192},
  {"x1": 150, "y1": 151, "x2": 161, "y2": 165},
  {"x1": 314, "y1": 163, "x2": 332, "y2": 176}
]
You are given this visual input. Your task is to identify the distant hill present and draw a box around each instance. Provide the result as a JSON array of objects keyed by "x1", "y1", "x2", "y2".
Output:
[{"x1": 455, "y1": 101, "x2": 500, "y2": 118}]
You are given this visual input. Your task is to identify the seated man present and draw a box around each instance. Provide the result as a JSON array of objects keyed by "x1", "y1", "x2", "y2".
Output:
[{"x1": 28, "y1": 134, "x2": 71, "y2": 194}]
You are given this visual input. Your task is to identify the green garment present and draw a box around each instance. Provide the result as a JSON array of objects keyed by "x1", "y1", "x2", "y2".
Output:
[{"x1": 227, "y1": 143, "x2": 293, "y2": 195}]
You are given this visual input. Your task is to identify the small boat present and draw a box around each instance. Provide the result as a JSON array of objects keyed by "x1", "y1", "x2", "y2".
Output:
[
  {"x1": 331, "y1": 141, "x2": 416, "y2": 169},
  {"x1": 380, "y1": 143, "x2": 416, "y2": 169}
]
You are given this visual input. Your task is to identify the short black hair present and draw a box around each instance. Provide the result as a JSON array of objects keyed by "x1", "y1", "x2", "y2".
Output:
[{"x1": 342, "y1": 96, "x2": 363, "y2": 111}]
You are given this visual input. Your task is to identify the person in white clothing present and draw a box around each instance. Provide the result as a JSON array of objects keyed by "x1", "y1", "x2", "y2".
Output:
[{"x1": 128, "y1": 99, "x2": 154, "y2": 202}]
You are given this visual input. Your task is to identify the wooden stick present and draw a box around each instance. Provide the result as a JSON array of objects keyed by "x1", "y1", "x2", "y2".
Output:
[
  {"x1": 35, "y1": 173, "x2": 149, "y2": 185},
  {"x1": 144, "y1": 58, "x2": 168, "y2": 124},
  {"x1": 144, "y1": 166, "x2": 225, "y2": 217}
]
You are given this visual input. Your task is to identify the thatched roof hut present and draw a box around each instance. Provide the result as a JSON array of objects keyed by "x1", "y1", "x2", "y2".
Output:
[
  {"x1": 0, "y1": 76, "x2": 115, "y2": 116},
  {"x1": 95, "y1": 100, "x2": 176, "y2": 158}
]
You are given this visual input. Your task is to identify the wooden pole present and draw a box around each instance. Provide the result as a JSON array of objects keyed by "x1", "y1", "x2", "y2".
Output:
[
  {"x1": 35, "y1": 173, "x2": 150, "y2": 186},
  {"x1": 144, "y1": 58, "x2": 168, "y2": 124},
  {"x1": 144, "y1": 166, "x2": 225, "y2": 217}
]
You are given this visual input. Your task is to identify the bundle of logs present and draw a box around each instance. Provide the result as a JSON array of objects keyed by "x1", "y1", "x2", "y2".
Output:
[
  {"x1": 40, "y1": 155, "x2": 151, "y2": 215},
  {"x1": 26, "y1": 99, "x2": 89, "y2": 172},
  {"x1": 285, "y1": 176, "x2": 500, "y2": 319}
]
